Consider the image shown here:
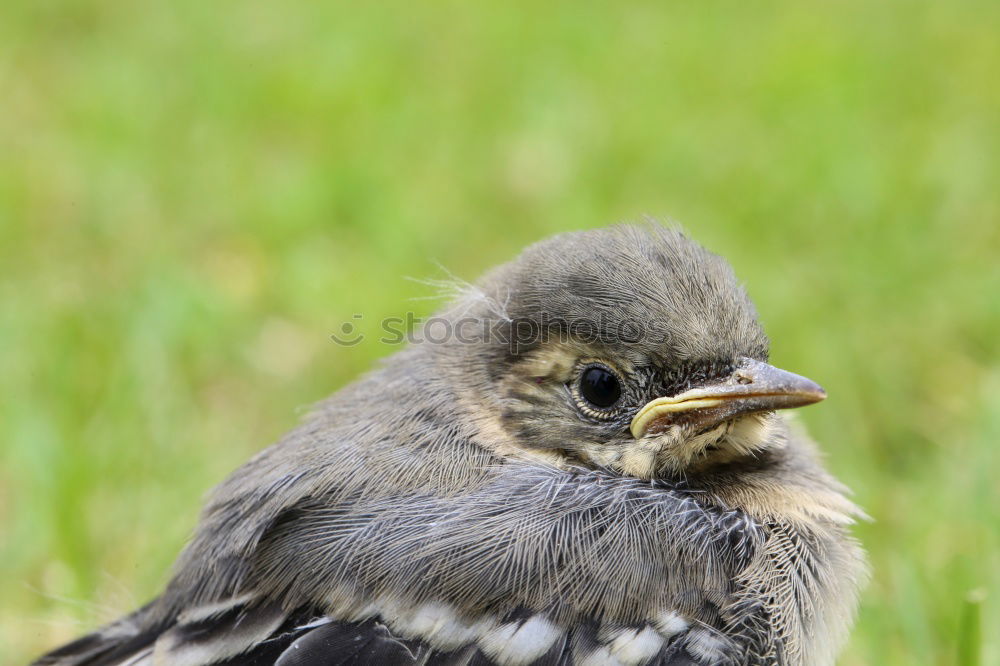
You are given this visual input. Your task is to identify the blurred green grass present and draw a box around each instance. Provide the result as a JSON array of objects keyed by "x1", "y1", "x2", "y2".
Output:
[{"x1": 2, "y1": 1, "x2": 999, "y2": 663}]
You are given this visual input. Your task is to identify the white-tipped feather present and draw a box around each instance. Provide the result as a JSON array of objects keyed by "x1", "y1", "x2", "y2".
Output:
[
  {"x1": 478, "y1": 616, "x2": 563, "y2": 666},
  {"x1": 652, "y1": 610, "x2": 689, "y2": 638},
  {"x1": 577, "y1": 645, "x2": 624, "y2": 666},
  {"x1": 685, "y1": 627, "x2": 731, "y2": 663},
  {"x1": 387, "y1": 602, "x2": 492, "y2": 650},
  {"x1": 175, "y1": 594, "x2": 255, "y2": 625},
  {"x1": 607, "y1": 626, "x2": 665, "y2": 665},
  {"x1": 152, "y1": 605, "x2": 286, "y2": 666}
]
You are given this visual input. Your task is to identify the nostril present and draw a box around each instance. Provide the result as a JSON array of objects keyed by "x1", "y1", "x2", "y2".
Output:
[{"x1": 736, "y1": 374, "x2": 753, "y2": 385}]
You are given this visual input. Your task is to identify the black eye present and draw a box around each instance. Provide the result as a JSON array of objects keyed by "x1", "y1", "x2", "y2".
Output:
[{"x1": 579, "y1": 364, "x2": 622, "y2": 409}]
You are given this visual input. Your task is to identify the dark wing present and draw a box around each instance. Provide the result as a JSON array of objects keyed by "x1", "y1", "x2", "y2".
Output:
[{"x1": 33, "y1": 596, "x2": 752, "y2": 666}]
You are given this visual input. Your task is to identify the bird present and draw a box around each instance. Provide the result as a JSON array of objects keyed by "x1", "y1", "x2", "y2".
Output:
[{"x1": 34, "y1": 224, "x2": 867, "y2": 666}]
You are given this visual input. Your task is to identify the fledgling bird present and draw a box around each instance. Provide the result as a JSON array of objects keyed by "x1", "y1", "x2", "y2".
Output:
[{"x1": 35, "y1": 225, "x2": 867, "y2": 666}]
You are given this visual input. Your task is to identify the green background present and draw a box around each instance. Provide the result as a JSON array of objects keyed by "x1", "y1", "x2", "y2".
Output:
[{"x1": 2, "y1": 1, "x2": 998, "y2": 663}]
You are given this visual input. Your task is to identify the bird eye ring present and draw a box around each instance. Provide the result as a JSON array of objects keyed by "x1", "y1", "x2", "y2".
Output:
[{"x1": 572, "y1": 362, "x2": 624, "y2": 418}]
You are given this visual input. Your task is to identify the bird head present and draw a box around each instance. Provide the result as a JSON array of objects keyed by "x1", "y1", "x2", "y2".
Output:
[{"x1": 432, "y1": 224, "x2": 825, "y2": 479}]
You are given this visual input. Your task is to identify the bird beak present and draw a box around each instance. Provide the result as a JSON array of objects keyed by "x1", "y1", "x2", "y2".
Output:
[{"x1": 630, "y1": 357, "x2": 826, "y2": 439}]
